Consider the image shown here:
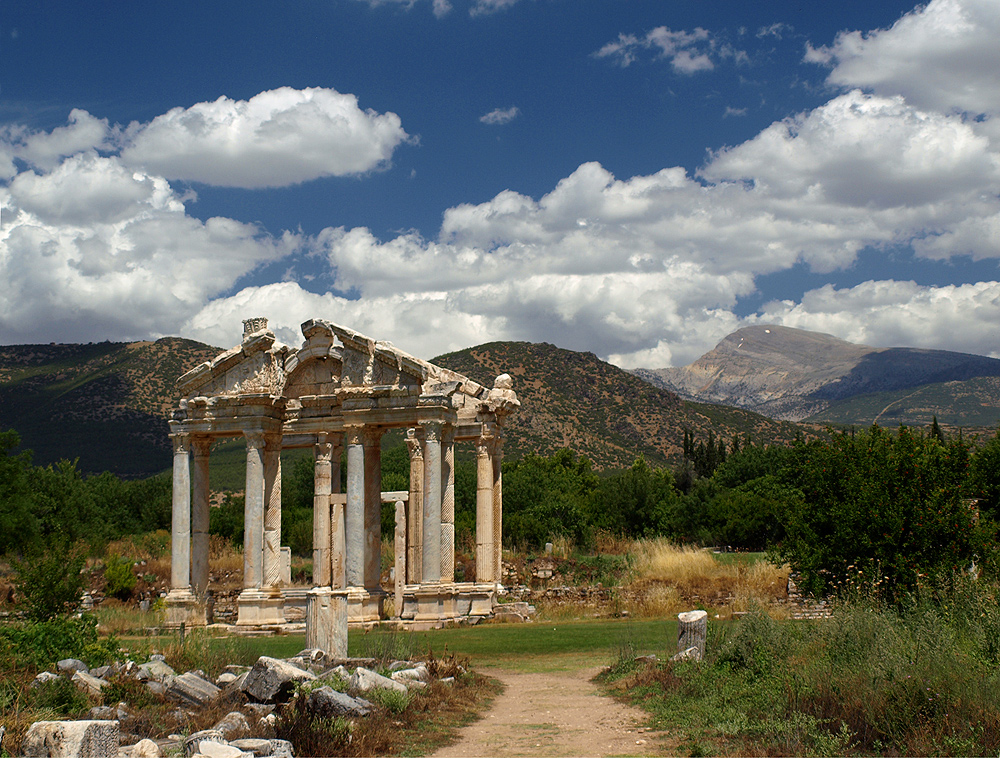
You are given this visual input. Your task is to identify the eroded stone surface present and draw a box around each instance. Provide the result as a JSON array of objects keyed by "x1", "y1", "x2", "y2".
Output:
[
  {"x1": 306, "y1": 686, "x2": 371, "y2": 718},
  {"x1": 23, "y1": 720, "x2": 120, "y2": 758},
  {"x1": 349, "y1": 667, "x2": 407, "y2": 695},
  {"x1": 240, "y1": 656, "x2": 314, "y2": 703},
  {"x1": 167, "y1": 671, "x2": 221, "y2": 707}
]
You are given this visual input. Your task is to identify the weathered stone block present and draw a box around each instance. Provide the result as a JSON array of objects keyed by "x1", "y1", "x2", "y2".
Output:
[
  {"x1": 58, "y1": 659, "x2": 89, "y2": 674},
  {"x1": 240, "y1": 656, "x2": 314, "y2": 703},
  {"x1": 72, "y1": 671, "x2": 108, "y2": 697},
  {"x1": 211, "y1": 712, "x2": 249, "y2": 741},
  {"x1": 182, "y1": 730, "x2": 224, "y2": 758},
  {"x1": 137, "y1": 660, "x2": 176, "y2": 682},
  {"x1": 167, "y1": 672, "x2": 220, "y2": 707},
  {"x1": 227, "y1": 739, "x2": 272, "y2": 757},
  {"x1": 349, "y1": 667, "x2": 407, "y2": 695},
  {"x1": 22, "y1": 720, "x2": 120, "y2": 758},
  {"x1": 306, "y1": 686, "x2": 371, "y2": 718},
  {"x1": 130, "y1": 739, "x2": 161, "y2": 758},
  {"x1": 32, "y1": 671, "x2": 61, "y2": 688}
]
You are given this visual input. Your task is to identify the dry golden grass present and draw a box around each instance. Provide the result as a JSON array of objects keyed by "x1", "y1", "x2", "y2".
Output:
[{"x1": 623, "y1": 538, "x2": 790, "y2": 619}]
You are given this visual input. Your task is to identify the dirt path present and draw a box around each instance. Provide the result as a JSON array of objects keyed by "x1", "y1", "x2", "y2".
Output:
[{"x1": 433, "y1": 666, "x2": 672, "y2": 757}]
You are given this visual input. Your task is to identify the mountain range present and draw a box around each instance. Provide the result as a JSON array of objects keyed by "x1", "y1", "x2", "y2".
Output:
[
  {"x1": 0, "y1": 335, "x2": 802, "y2": 478},
  {"x1": 635, "y1": 325, "x2": 1000, "y2": 427}
]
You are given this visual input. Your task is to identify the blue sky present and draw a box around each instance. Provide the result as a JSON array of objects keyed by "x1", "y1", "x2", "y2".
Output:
[{"x1": 2, "y1": 0, "x2": 999, "y2": 368}]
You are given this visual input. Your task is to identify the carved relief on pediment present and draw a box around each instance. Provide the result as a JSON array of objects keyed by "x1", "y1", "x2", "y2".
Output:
[
  {"x1": 283, "y1": 355, "x2": 343, "y2": 399},
  {"x1": 192, "y1": 350, "x2": 286, "y2": 398}
]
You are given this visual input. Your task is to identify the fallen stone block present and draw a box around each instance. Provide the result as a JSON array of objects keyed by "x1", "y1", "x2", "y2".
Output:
[
  {"x1": 317, "y1": 665, "x2": 350, "y2": 681},
  {"x1": 138, "y1": 660, "x2": 176, "y2": 683},
  {"x1": 87, "y1": 705, "x2": 117, "y2": 720},
  {"x1": 269, "y1": 739, "x2": 294, "y2": 758},
  {"x1": 195, "y1": 742, "x2": 248, "y2": 758},
  {"x1": 211, "y1": 712, "x2": 249, "y2": 741},
  {"x1": 72, "y1": 671, "x2": 108, "y2": 698},
  {"x1": 306, "y1": 686, "x2": 371, "y2": 718},
  {"x1": 390, "y1": 664, "x2": 429, "y2": 683},
  {"x1": 215, "y1": 672, "x2": 239, "y2": 687},
  {"x1": 58, "y1": 659, "x2": 89, "y2": 674},
  {"x1": 240, "y1": 656, "x2": 314, "y2": 703},
  {"x1": 349, "y1": 667, "x2": 407, "y2": 695},
  {"x1": 167, "y1": 672, "x2": 221, "y2": 708},
  {"x1": 23, "y1": 720, "x2": 120, "y2": 758}
]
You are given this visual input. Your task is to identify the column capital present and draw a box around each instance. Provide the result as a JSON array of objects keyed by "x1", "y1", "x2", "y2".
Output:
[
  {"x1": 191, "y1": 437, "x2": 212, "y2": 458},
  {"x1": 442, "y1": 424, "x2": 456, "y2": 445},
  {"x1": 244, "y1": 430, "x2": 266, "y2": 450},
  {"x1": 362, "y1": 425, "x2": 384, "y2": 447},
  {"x1": 315, "y1": 440, "x2": 334, "y2": 462},
  {"x1": 264, "y1": 431, "x2": 283, "y2": 449},
  {"x1": 171, "y1": 433, "x2": 191, "y2": 455},
  {"x1": 344, "y1": 423, "x2": 365, "y2": 447},
  {"x1": 421, "y1": 419, "x2": 444, "y2": 442}
]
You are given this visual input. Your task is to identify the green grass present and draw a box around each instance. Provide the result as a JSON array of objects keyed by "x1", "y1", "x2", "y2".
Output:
[{"x1": 132, "y1": 618, "x2": 677, "y2": 674}]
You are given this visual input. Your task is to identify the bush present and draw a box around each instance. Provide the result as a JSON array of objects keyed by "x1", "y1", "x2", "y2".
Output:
[
  {"x1": 103, "y1": 555, "x2": 137, "y2": 601},
  {"x1": 14, "y1": 541, "x2": 87, "y2": 622},
  {"x1": 0, "y1": 615, "x2": 119, "y2": 672}
]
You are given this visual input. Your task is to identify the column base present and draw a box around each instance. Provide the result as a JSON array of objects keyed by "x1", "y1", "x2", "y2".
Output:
[
  {"x1": 236, "y1": 588, "x2": 286, "y2": 626},
  {"x1": 409, "y1": 582, "x2": 459, "y2": 623},
  {"x1": 346, "y1": 586, "x2": 386, "y2": 624},
  {"x1": 164, "y1": 588, "x2": 208, "y2": 628},
  {"x1": 305, "y1": 588, "x2": 348, "y2": 658}
]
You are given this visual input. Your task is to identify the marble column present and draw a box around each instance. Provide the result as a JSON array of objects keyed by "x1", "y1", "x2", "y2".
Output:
[
  {"x1": 363, "y1": 426, "x2": 384, "y2": 591},
  {"x1": 190, "y1": 437, "x2": 212, "y2": 597},
  {"x1": 330, "y1": 437, "x2": 346, "y2": 590},
  {"x1": 421, "y1": 421, "x2": 443, "y2": 584},
  {"x1": 492, "y1": 432, "x2": 504, "y2": 587},
  {"x1": 475, "y1": 433, "x2": 495, "y2": 583},
  {"x1": 345, "y1": 425, "x2": 365, "y2": 588},
  {"x1": 440, "y1": 426, "x2": 455, "y2": 582},
  {"x1": 405, "y1": 428, "x2": 424, "y2": 584},
  {"x1": 312, "y1": 437, "x2": 333, "y2": 588},
  {"x1": 262, "y1": 435, "x2": 282, "y2": 592},
  {"x1": 242, "y1": 431, "x2": 266, "y2": 592},
  {"x1": 169, "y1": 434, "x2": 192, "y2": 593}
]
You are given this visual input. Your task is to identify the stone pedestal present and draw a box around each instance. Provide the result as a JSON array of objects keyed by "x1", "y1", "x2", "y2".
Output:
[
  {"x1": 164, "y1": 588, "x2": 207, "y2": 627},
  {"x1": 236, "y1": 589, "x2": 286, "y2": 626},
  {"x1": 468, "y1": 583, "x2": 497, "y2": 616},
  {"x1": 306, "y1": 588, "x2": 348, "y2": 658},
  {"x1": 410, "y1": 583, "x2": 458, "y2": 623},
  {"x1": 346, "y1": 587, "x2": 386, "y2": 624}
]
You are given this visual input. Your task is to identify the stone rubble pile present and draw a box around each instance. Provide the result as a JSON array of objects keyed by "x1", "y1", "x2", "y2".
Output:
[{"x1": 24, "y1": 648, "x2": 445, "y2": 758}]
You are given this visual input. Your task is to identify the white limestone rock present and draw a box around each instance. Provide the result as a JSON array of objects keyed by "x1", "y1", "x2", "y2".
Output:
[
  {"x1": 240, "y1": 656, "x2": 314, "y2": 703},
  {"x1": 196, "y1": 742, "x2": 248, "y2": 758},
  {"x1": 182, "y1": 730, "x2": 224, "y2": 758},
  {"x1": 23, "y1": 720, "x2": 120, "y2": 758},
  {"x1": 215, "y1": 672, "x2": 239, "y2": 687},
  {"x1": 227, "y1": 739, "x2": 272, "y2": 757},
  {"x1": 349, "y1": 667, "x2": 407, "y2": 695}
]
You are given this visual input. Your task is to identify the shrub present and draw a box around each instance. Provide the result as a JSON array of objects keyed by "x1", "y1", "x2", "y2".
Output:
[
  {"x1": 14, "y1": 541, "x2": 87, "y2": 621},
  {"x1": 103, "y1": 555, "x2": 137, "y2": 601}
]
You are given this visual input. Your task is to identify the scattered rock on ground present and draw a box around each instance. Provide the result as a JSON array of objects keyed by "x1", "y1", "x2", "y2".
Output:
[
  {"x1": 57, "y1": 659, "x2": 89, "y2": 674},
  {"x1": 241, "y1": 657, "x2": 314, "y2": 703},
  {"x1": 168, "y1": 672, "x2": 221, "y2": 708},
  {"x1": 23, "y1": 720, "x2": 120, "y2": 758},
  {"x1": 349, "y1": 667, "x2": 407, "y2": 695},
  {"x1": 306, "y1": 686, "x2": 371, "y2": 718}
]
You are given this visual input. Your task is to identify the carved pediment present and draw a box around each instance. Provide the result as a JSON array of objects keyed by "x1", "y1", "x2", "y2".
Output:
[{"x1": 177, "y1": 329, "x2": 292, "y2": 399}]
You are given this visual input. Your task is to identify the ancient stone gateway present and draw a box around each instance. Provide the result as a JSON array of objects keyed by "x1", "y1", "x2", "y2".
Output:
[{"x1": 165, "y1": 318, "x2": 518, "y2": 629}]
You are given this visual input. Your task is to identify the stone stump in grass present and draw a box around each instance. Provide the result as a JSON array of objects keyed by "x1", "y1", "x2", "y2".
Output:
[{"x1": 676, "y1": 609, "x2": 708, "y2": 661}]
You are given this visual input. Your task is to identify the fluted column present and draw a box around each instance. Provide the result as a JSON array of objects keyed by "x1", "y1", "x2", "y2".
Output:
[
  {"x1": 421, "y1": 421, "x2": 443, "y2": 583},
  {"x1": 312, "y1": 436, "x2": 333, "y2": 588},
  {"x1": 190, "y1": 437, "x2": 212, "y2": 596},
  {"x1": 243, "y1": 431, "x2": 266, "y2": 591},
  {"x1": 405, "y1": 428, "x2": 424, "y2": 584},
  {"x1": 492, "y1": 431, "x2": 504, "y2": 586},
  {"x1": 345, "y1": 425, "x2": 365, "y2": 588},
  {"x1": 169, "y1": 434, "x2": 192, "y2": 592},
  {"x1": 262, "y1": 434, "x2": 282, "y2": 592},
  {"x1": 330, "y1": 437, "x2": 345, "y2": 589},
  {"x1": 363, "y1": 426, "x2": 384, "y2": 591},
  {"x1": 440, "y1": 425, "x2": 455, "y2": 582},
  {"x1": 475, "y1": 432, "x2": 495, "y2": 583}
]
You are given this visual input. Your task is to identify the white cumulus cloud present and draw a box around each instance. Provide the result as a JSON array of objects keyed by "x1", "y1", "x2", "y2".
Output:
[
  {"x1": 119, "y1": 87, "x2": 409, "y2": 188},
  {"x1": 480, "y1": 106, "x2": 521, "y2": 125},
  {"x1": 806, "y1": 0, "x2": 1000, "y2": 118}
]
